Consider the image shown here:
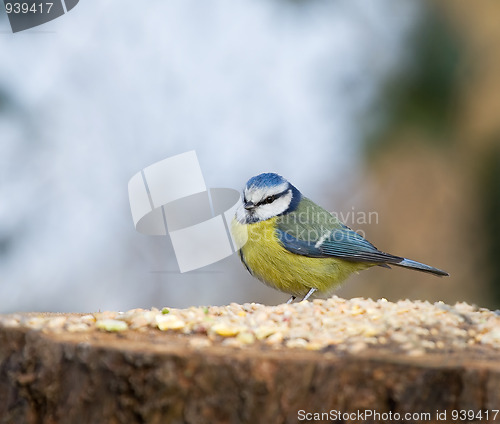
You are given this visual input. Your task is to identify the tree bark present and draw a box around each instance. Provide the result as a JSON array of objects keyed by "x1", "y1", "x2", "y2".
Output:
[{"x1": 1, "y1": 315, "x2": 500, "y2": 424}]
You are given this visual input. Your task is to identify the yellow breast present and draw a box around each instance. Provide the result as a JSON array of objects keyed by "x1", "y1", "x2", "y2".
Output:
[{"x1": 231, "y1": 217, "x2": 368, "y2": 297}]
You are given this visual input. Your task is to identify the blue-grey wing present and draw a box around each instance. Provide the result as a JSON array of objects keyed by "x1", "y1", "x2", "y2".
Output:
[{"x1": 276, "y1": 226, "x2": 403, "y2": 264}]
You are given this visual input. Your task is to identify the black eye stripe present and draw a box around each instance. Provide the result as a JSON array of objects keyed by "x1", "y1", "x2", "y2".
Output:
[{"x1": 255, "y1": 189, "x2": 289, "y2": 207}]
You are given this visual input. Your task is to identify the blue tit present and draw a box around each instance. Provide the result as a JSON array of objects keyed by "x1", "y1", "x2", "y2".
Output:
[{"x1": 231, "y1": 173, "x2": 448, "y2": 303}]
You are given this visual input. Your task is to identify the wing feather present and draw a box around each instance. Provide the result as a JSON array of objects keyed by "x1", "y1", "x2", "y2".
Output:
[
  {"x1": 275, "y1": 198, "x2": 447, "y2": 276},
  {"x1": 276, "y1": 226, "x2": 404, "y2": 264}
]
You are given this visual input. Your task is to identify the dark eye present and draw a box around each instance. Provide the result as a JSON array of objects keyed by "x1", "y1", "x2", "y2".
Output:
[{"x1": 264, "y1": 195, "x2": 275, "y2": 204}]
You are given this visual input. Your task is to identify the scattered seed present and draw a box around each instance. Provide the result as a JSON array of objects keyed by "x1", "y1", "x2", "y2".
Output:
[
  {"x1": 96, "y1": 319, "x2": 128, "y2": 332},
  {"x1": 2, "y1": 296, "x2": 500, "y2": 354}
]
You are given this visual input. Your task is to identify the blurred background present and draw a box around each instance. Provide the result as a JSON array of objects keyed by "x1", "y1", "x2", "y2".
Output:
[{"x1": 1, "y1": 0, "x2": 499, "y2": 313}]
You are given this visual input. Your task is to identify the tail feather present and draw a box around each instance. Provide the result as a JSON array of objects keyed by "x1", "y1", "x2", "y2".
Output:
[{"x1": 395, "y1": 258, "x2": 449, "y2": 277}]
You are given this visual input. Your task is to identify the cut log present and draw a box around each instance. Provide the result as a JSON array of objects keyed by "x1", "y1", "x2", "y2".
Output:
[{"x1": 1, "y1": 299, "x2": 499, "y2": 424}]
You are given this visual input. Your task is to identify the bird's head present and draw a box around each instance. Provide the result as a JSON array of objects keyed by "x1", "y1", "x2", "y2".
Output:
[{"x1": 236, "y1": 173, "x2": 301, "y2": 224}]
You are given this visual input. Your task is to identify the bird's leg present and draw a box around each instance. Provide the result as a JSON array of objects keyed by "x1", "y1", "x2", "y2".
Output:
[
  {"x1": 301, "y1": 288, "x2": 317, "y2": 302},
  {"x1": 286, "y1": 295, "x2": 296, "y2": 304}
]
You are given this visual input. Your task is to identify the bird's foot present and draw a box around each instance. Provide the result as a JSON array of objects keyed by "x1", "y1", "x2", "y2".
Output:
[{"x1": 301, "y1": 288, "x2": 317, "y2": 302}]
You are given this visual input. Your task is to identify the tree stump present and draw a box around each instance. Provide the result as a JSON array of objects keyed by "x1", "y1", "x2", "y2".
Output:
[{"x1": 1, "y1": 298, "x2": 499, "y2": 423}]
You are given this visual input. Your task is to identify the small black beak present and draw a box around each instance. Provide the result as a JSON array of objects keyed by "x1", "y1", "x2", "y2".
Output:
[{"x1": 244, "y1": 201, "x2": 255, "y2": 210}]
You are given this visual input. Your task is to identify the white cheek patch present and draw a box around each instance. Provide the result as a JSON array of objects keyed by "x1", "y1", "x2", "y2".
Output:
[
  {"x1": 252, "y1": 190, "x2": 292, "y2": 221},
  {"x1": 236, "y1": 190, "x2": 293, "y2": 224}
]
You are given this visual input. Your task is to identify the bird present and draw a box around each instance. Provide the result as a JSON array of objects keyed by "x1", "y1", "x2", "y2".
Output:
[{"x1": 231, "y1": 172, "x2": 449, "y2": 303}]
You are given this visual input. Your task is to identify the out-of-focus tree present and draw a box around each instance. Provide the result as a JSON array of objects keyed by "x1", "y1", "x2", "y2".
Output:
[{"x1": 338, "y1": 0, "x2": 500, "y2": 309}]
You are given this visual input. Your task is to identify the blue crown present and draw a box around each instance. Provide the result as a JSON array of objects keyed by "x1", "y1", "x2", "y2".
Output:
[{"x1": 245, "y1": 173, "x2": 288, "y2": 190}]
